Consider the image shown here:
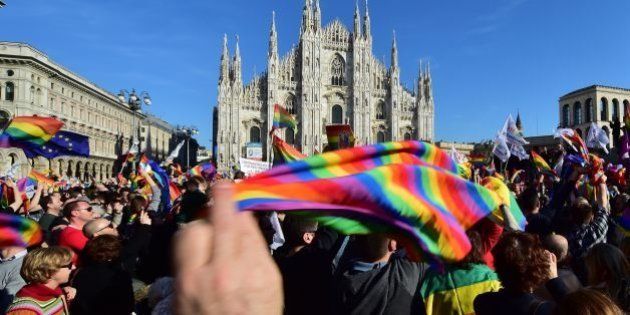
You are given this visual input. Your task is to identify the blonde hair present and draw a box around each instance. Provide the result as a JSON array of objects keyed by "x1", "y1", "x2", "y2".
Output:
[{"x1": 20, "y1": 247, "x2": 73, "y2": 283}]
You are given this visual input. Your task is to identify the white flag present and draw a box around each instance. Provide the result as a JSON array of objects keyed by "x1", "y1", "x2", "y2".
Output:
[
  {"x1": 166, "y1": 140, "x2": 185, "y2": 163},
  {"x1": 493, "y1": 133, "x2": 511, "y2": 162},
  {"x1": 510, "y1": 143, "x2": 530, "y2": 161},
  {"x1": 586, "y1": 123, "x2": 609, "y2": 154},
  {"x1": 502, "y1": 115, "x2": 529, "y2": 146},
  {"x1": 449, "y1": 145, "x2": 468, "y2": 164}
]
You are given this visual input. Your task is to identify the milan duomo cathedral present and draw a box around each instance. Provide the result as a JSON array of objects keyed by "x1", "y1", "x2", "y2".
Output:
[{"x1": 213, "y1": 0, "x2": 435, "y2": 171}]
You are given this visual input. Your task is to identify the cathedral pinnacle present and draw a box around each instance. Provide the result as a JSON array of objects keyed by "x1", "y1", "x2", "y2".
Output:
[
  {"x1": 391, "y1": 30, "x2": 398, "y2": 69},
  {"x1": 363, "y1": 0, "x2": 371, "y2": 39},
  {"x1": 354, "y1": 0, "x2": 361, "y2": 39},
  {"x1": 235, "y1": 35, "x2": 241, "y2": 60}
]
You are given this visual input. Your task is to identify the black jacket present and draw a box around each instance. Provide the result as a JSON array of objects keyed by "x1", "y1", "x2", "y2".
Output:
[{"x1": 70, "y1": 262, "x2": 134, "y2": 315}]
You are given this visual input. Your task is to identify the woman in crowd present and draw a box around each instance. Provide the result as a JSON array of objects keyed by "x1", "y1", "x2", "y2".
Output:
[
  {"x1": 555, "y1": 288, "x2": 623, "y2": 315},
  {"x1": 584, "y1": 243, "x2": 630, "y2": 311},
  {"x1": 6, "y1": 247, "x2": 75, "y2": 314},
  {"x1": 70, "y1": 234, "x2": 134, "y2": 315},
  {"x1": 474, "y1": 231, "x2": 568, "y2": 315}
]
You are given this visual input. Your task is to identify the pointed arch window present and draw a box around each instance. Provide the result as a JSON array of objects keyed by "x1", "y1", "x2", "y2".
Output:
[
  {"x1": 332, "y1": 105, "x2": 343, "y2": 124},
  {"x1": 404, "y1": 132, "x2": 412, "y2": 141},
  {"x1": 331, "y1": 55, "x2": 345, "y2": 86}
]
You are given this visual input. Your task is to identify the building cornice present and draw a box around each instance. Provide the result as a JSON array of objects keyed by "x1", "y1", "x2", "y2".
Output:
[{"x1": 559, "y1": 84, "x2": 630, "y2": 100}]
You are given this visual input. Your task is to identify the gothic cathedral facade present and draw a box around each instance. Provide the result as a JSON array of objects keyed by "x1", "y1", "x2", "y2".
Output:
[{"x1": 213, "y1": 0, "x2": 434, "y2": 171}]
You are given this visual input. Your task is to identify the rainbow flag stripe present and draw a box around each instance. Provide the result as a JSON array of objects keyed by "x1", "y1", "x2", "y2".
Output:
[
  {"x1": 4, "y1": 116, "x2": 64, "y2": 147},
  {"x1": 272, "y1": 135, "x2": 306, "y2": 166},
  {"x1": 272, "y1": 104, "x2": 297, "y2": 131},
  {"x1": 235, "y1": 141, "x2": 505, "y2": 264},
  {"x1": 0, "y1": 213, "x2": 43, "y2": 247}
]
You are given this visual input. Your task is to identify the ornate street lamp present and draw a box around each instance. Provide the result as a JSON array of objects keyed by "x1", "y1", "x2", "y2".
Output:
[{"x1": 177, "y1": 126, "x2": 198, "y2": 169}]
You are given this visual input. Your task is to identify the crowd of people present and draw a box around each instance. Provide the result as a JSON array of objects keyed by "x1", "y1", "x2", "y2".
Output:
[{"x1": 0, "y1": 141, "x2": 629, "y2": 315}]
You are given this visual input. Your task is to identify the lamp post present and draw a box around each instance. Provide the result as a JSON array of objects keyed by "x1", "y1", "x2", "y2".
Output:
[
  {"x1": 177, "y1": 126, "x2": 198, "y2": 169},
  {"x1": 117, "y1": 89, "x2": 151, "y2": 148}
]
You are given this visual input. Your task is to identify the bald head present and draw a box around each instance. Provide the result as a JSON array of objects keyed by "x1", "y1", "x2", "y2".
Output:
[
  {"x1": 83, "y1": 218, "x2": 118, "y2": 239},
  {"x1": 543, "y1": 234, "x2": 569, "y2": 263}
]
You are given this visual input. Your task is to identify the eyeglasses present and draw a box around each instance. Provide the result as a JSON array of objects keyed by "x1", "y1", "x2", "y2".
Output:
[
  {"x1": 82, "y1": 207, "x2": 93, "y2": 212},
  {"x1": 60, "y1": 262, "x2": 73, "y2": 269}
]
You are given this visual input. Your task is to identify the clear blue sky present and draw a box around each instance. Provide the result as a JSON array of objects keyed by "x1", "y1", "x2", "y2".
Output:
[{"x1": 1, "y1": 0, "x2": 629, "y2": 147}]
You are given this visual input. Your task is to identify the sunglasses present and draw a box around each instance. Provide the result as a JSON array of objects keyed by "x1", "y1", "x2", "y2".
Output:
[
  {"x1": 82, "y1": 206, "x2": 93, "y2": 212},
  {"x1": 60, "y1": 262, "x2": 73, "y2": 269}
]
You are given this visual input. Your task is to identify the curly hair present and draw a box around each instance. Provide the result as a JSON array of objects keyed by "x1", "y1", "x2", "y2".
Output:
[
  {"x1": 83, "y1": 234, "x2": 121, "y2": 264},
  {"x1": 21, "y1": 247, "x2": 73, "y2": 283},
  {"x1": 492, "y1": 231, "x2": 549, "y2": 292}
]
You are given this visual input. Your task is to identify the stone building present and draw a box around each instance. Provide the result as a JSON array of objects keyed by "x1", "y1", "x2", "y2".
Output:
[
  {"x1": 213, "y1": 0, "x2": 435, "y2": 171},
  {"x1": 559, "y1": 85, "x2": 630, "y2": 148},
  {"x1": 0, "y1": 41, "x2": 175, "y2": 179}
]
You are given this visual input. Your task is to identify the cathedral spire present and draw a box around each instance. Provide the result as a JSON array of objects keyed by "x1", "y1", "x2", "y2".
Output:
[
  {"x1": 363, "y1": 0, "x2": 371, "y2": 39},
  {"x1": 391, "y1": 30, "x2": 398, "y2": 70},
  {"x1": 269, "y1": 11, "x2": 278, "y2": 59},
  {"x1": 220, "y1": 34, "x2": 230, "y2": 83},
  {"x1": 232, "y1": 35, "x2": 242, "y2": 84},
  {"x1": 417, "y1": 60, "x2": 424, "y2": 99},
  {"x1": 354, "y1": 0, "x2": 361, "y2": 39},
  {"x1": 301, "y1": 0, "x2": 312, "y2": 33},
  {"x1": 313, "y1": 0, "x2": 321, "y2": 32}
]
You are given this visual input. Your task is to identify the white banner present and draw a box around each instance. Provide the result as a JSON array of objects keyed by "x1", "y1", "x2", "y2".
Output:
[{"x1": 239, "y1": 158, "x2": 270, "y2": 177}]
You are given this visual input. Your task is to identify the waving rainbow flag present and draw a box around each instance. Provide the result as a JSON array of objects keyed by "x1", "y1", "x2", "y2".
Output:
[
  {"x1": 189, "y1": 162, "x2": 216, "y2": 178},
  {"x1": 28, "y1": 169, "x2": 54, "y2": 187},
  {"x1": 235, "y1": 141, "x2": 506, "y2": 264},
  {"x1": 0, "y1": 213, "x2": 43, "y2": 247},
  {"x1": 530, "y1": 150, "x2": 556, "y2": 176},
  {"x1": 272, "y1": 104, "x2": 297, "y2": 132},
  {"x1": 272, "y1": 135, "x2": 306, "y2": 166},
  {"x1": 1, "y1": 116, "x2": 64, "y2": 147}
]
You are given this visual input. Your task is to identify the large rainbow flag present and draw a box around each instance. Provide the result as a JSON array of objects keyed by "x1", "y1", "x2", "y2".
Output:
[
  {"x1": 272, "y1": 135, "x2": 306, "y2": 166},
  {"x1": 272, "y1": 104, "x2": 297, "y2": 132},
  {"x1": 235, "y1": 141, "x2": 513, "y2": 264},
  {"x1": 2, "y1": 116, "x2": 64, "y2": 147}
]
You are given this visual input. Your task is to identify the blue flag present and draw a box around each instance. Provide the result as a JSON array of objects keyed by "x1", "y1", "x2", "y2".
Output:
[
  {"x1": 148, "y1": 159, "x2": 172, "y2": 212},
  {"x1": 21, "y1": 131, "x2": 90, "y2": 159}
]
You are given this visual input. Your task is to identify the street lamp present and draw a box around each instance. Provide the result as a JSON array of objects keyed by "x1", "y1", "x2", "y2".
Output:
[
  {"x1": 117, "y1": 89, "x2": 151, "y2": 147},
  {"x1": 177, "y1": 126, "x2": 198, "y2": 169}
]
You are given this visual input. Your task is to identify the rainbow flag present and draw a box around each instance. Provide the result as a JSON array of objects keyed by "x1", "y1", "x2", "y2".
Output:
[
  {"x1": 326, "y1": 125, "x2": 356, "y2": 150},
  {"x1": 1, "y1": 116, "x2": 64, "y2": 147},
  {"x1": 480, "y1": 176, "x2": 526, "y2": 230},
  {"x1": 272, "y1": 135, "x2": 306, "y2": 166},
  {"x1": 28, "y1": 169, "x2": 54, "y2": 187},
  {"x1": 0, "y1": 213, "x2": 43, "y2": 247},
  {"x1": 169, "y1": 182, "x2": 182, "y2": 201},
  {"x1": 272, "y1": 104, "x2": 297, "y2": 132},
  {"x1": 530, "y1": 151, "x2": 556, "y2": 176},
  {"x1": 189, "y1": 162, "x2": 216, "y2": 178},
  {"x1": 235, "y1": 141, "x2": 505, "y2": 264}
]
